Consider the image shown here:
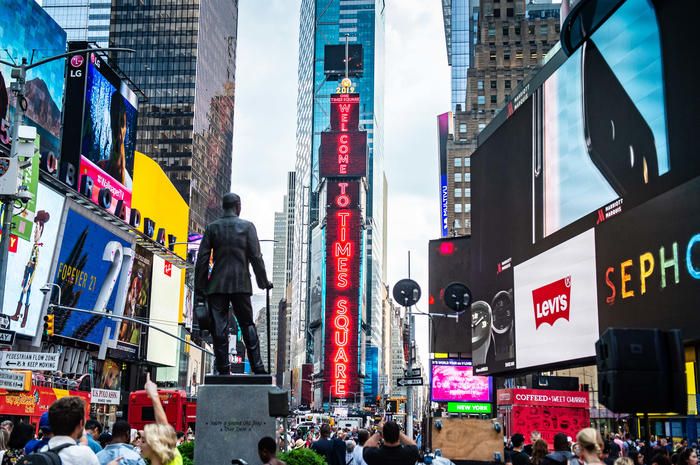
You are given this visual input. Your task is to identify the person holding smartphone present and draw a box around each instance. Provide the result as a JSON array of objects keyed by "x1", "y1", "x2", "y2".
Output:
[{"x1": 362, "y1": 421, "x2": 420, "y2": 465}]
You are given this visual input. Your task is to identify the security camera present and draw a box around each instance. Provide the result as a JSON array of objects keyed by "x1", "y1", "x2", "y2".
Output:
[{"x1": 15, "y1": 189, "x2": 33, "y2": 204}]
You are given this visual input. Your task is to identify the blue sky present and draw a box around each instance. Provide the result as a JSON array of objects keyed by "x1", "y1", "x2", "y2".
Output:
[{"x1": 232, "y1": 0, "x2": 450, "y2": 363}]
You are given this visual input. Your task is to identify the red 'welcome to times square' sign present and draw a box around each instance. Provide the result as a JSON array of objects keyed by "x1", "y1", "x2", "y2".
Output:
[
  {"x1": 324, "y1": 180, "x2": 363, "y2": 399},
  {"x1": 320, "y1": 94, "x2": 367, "y2": 178}
]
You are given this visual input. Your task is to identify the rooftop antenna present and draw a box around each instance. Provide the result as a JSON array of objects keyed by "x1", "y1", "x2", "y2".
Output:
[{"x1": 344, "y1": 34, "x2": 350, "y2": 79}]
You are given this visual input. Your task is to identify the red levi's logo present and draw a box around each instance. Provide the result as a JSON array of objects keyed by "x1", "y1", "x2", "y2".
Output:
[
  {"x1": 164, "y1": 261, "x2": 172, "y2": 277},
  {"x1": 532, "y1": 276, "x2": 571, "y2": 329}
]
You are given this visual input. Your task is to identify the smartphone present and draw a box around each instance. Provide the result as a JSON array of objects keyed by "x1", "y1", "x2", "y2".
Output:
[{"x1": 582, "y1": 40, "x2": 658, "y2": 197}]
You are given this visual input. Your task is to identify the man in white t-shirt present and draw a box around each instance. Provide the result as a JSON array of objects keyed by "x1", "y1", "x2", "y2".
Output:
[
  {"x1": 41, "y1": 396, "x2": 109, "y2": 465},
  {"x1": 352, "y1": 429, "x2": 369, "y2": 465}
]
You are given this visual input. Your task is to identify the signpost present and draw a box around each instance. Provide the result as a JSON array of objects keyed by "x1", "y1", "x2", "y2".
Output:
[
  {"x1": 0, "y1": 352, "x2": 59, "y2": 371},
  {"x1": 0, "y1": 329, "x2": 15, "y2": 346},
  {"x1": 0, "y1": 370, "x2": 30, "y2": 391},
  {"x1": 447, "y1": 402, "x2": 493, "y2": 414},
  {"x1": 91, "y1": 388, "x2": 121, "y2": 405},
  {"x1": 397, "y1": 377, "x2": 424, "y2": 387},
  {"x1": 404, "y1": 367, "x2": 422, "y2": 378}
]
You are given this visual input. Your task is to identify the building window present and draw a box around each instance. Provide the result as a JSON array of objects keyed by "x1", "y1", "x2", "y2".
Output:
[
  {"x1": 507, "y1": 8, "x2": 514, "y2": 17},
  {"x1": 465, "y1": 188, "x2": 471, "y2": 197},
  {"x1": 490, "y1": 80, "x2": 497, "y2": 89},
  {"x1": 503, "y1": 26, "x2": 509, "y2": 36},
  {"x1": 464, "y1": 173, "x2": 471, "y2": 182},
  {"x1": 464, "y1": 204, "x2": 471, "y2": 213},
  {"x1": 455, "y1": 204, "x2": 463, "y2": 213},
  {"x1": 459, "y1": 123, "x2": 467, "y2": 133},
  {"x1": 504, "y1": 52, "x2": 511, "y2": 61},
  {"x1": 455, "y1": 173, "x2": 462, "y2": 183},
  {"x1": 494, "y1": 8, "x2": 501, "y2": 17},
  {"x1": 515, "y1": 26, "x2": 521, "y2": 35},
  {"x1": 555, "y1": 23, "x2": 561, "y2": 33},
  {"x1": 516, "y1": 49, "x2": 523, "y2": 60},
  {"x1": 465, "y1": 157, "x2": 471, "y2": 167},
  {"x1": 540, "y1": 24, "x2": 549, "y2": 35},
  {"x1": 478, "y1": 80, "x2": 484, "y2": 90},
  {"x1": 490, "y1": 52, "x2": 497, "y2": 61},
  {"x1": 531, "y1": 51, "x2": 538, "y2": 60},
  {"x1": 454, "y1": 157, "x2": 462, "y2": 167},
  {"x1": 454, "y1": 219, "x2": 462, "y2": 229},
  {"x1": 478, "y1": 123, "x2": 486, "y2": 131},
  {"x1": 455, "y1": 188, "x2": 462, "y2": 197},
  {"x1": 490, "y1": 95, "x2": 497, "y2": 104},
  {"x1": 528, "y1": 25, "x2": 535, "y2": 35},
  {"x1": 477, "y1": 95, "x2": 486, "y2": 105},
  {"x1": 488, "y1": 26, "x2": 496, "y2": 37},
  {"x1": 505, "y1": 80, "x2": 512, "y2": 89}
]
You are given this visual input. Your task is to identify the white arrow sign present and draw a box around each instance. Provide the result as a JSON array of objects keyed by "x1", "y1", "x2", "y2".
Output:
[
  {"x1": 0, "y1": 352, "x2": 60, "y2": 371},
  {"x1": 0, "y1": 370, "x2": 28, "y2": 391}
]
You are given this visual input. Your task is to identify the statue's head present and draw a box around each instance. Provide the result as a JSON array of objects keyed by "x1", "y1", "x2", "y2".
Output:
[{"x1": 222, "y1": 192, "x2": 241, "y2": 215}]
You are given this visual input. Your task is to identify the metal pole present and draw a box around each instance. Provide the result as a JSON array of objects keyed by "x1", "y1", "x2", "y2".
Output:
[
  {"x1": 266, "y1": 287, "x2": 271, "y2": 374},
  {"x1": 0, "y1": 63, "x2": 26, "y2": 313},
  {"x1": 405, "y1": 296, "x2": 414, "y2": 440}
]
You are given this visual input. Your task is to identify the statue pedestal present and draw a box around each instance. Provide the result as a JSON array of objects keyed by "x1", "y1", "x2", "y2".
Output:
[{"x1": 194, "y1": 375, "x2": 275, "y2": 465}]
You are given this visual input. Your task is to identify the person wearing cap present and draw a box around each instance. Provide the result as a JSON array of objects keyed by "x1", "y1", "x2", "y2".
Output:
[
  {"x1": 511, "y1": 434, "x2": 531, "y2": 465},
  {"x1": 24, "y1": 411, "x2": 53, "y2": 454}
]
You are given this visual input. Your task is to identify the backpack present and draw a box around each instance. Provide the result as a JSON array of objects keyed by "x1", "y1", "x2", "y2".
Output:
[{"x1": 17, "y1": 443, "x2": 74, "y2": 465}]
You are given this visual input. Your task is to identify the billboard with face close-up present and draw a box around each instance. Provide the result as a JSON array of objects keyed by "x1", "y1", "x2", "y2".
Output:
[
  {"x1": 470, "y1": 0, "x2": 700, "y2": 375},
  {"x1": 60, "y1": 46, "x2": 138, "y2": 221}
]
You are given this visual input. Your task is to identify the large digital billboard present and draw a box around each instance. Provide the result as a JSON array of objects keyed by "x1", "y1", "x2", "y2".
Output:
[
  {"x1": 323, "y1": 180, "x2": 364, "y2": 400},
  {"x1": 116, "y1": 245, "x2": 152, "y2": 360},
  {"x1": 470, "y1": 0, "x2": 700, "y2": 375},
  {"x1": 52, "y1": 207, "x2": 134, "y2": 345},
  {"x1": 2, "y1": 183, "x2": 65, "y2": 336},
  {"x1": 437, "y1": 113, "x2": 450, "y2": 237},
  {"x1": 319, "y1": 94, "x2": 367, "y2": 178},
  {"x1": 430, "y1": 359, "x2": 492, "y2": 403},
  {"x1": 60, "y1": 45, "x2": 139, "y2": 221},
  {"x1": 0, "y1": 0, "x2": 66, "y2": 167},
  {"x1": 147, "y1": 255, "x2": 182, "y2": 367}
]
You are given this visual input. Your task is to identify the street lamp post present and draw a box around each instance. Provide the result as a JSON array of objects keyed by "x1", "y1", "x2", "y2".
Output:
[{"x1": 0, "y1": 47, "x2": 134, "y2": 312}]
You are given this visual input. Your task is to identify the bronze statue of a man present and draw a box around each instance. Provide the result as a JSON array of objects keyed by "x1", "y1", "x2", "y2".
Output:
[{"x1": 195, "y1": 193, "x2": 272, "y2": 375}]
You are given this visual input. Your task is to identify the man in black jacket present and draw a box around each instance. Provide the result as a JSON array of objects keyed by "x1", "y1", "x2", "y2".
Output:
[
  {"x1": 541, "y1": 433, "x2": 575, "y2": 465},
  {"x1": 195, "y1": 193, "x2": 272, "y2": 375},
  {"x1": 311, "y1": 424, "x2": 346, "y2": 465}
]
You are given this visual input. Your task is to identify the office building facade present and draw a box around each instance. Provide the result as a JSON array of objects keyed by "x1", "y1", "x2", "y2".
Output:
[
  {"x1": 291, "y1": 0, "x2": 386, "y2": 406},
  {"x1": 109, "y1": 0, "x2": 239, "y2": 233},
  {"x1": 443, "y1": 0, "x2": 560, "y2": 236},
  {"x1": 43, "y1": 0, "x2": 110, "y2": 48}
]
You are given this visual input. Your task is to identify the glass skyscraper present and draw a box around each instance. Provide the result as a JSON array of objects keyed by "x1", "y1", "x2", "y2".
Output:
[
  {"x1": 292, "y1": 0, "x2": 386, "y2": 406},
  {"x1": 109, "y1": 0, "x2": 238, "y2": 233},
  {"x1": 442, "y1": 0, "x2": 475, "y2": 111},
  {"x1": 43, "y1": 0, "x2": 110, "y2": 48}
]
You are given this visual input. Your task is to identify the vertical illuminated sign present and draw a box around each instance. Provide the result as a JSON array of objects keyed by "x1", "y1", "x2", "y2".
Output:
[
  {"x1": 324, "y1": 181, "x2": 362, "y2": 399},
  {"x1": 437, "y1": 113, "x2": 450, "y2": 237},
  {"x1": 320, "y1": 94, "x2": 367, "y2": 178}
]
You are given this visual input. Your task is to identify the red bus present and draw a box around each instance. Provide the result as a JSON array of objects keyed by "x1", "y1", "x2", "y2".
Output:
[
  {"x1": 0, "y1": 386, "x2": 91, "y2": 433},
  {"x1": 128, "y1": 390, "x2": 196, "y2": 432}
]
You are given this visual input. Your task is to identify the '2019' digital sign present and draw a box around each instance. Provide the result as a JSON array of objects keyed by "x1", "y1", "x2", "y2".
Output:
[
  {"x1": 324, "y1": 180, "x2": 362, "y2": 399},
  {"x1": 320, "y1": 94, "x2": 367, "y2": 178}
]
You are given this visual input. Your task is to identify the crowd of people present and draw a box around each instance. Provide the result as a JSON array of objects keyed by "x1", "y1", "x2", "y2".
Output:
[
  {"x1": 0, "y1": 373, "x2": 183, "y2": 465},
  {"x1": 505, "y1": 429, "x2": 699, "y2": 465}
]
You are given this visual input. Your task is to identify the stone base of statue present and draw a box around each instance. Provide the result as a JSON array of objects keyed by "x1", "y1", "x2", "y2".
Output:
[{"x1": 194, "y1": 375, "x2": 275, "y2": 465}]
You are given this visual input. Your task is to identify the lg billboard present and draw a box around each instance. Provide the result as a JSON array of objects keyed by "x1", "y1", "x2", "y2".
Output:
[{"x1": 470, "y1": 0, "x2": 700, "y2": 375}]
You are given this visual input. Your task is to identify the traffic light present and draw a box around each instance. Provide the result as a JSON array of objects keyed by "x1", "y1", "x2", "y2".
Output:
[{"x1": 44, "y1": 313, "x2": 54, "y2": 336}]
